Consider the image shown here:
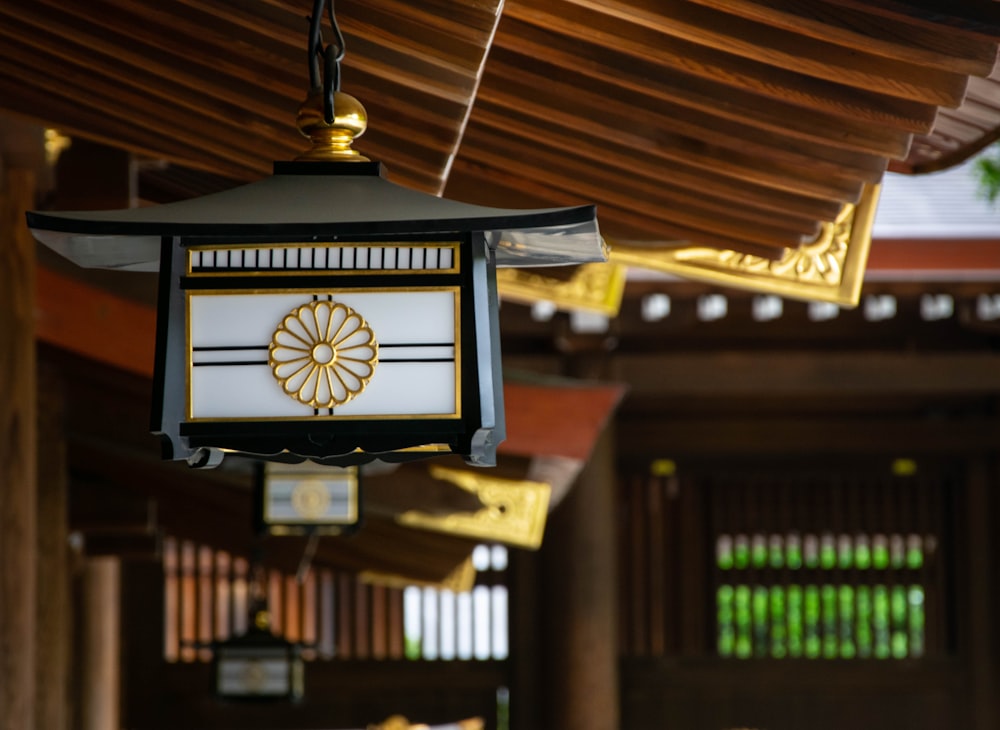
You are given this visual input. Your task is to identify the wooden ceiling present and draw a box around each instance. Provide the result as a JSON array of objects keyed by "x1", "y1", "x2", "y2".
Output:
[{"x1": 1, "y1": 0, "x2": 998, "y2": 258}]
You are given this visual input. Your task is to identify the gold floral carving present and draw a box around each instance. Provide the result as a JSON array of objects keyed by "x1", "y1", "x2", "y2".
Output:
[
  {"x1": 609, "y1": 183, "x2": 881, "y2": 307},
  {"x1": 396, "y1": 464, "x2": 551, "y2": 549},
  {"x1": 289, "y1": 479, "x2": 331, "y2": 519},
  {"x1": 269, "y1": 300, "x2": 377, "y2": 408},
  {"x1": 496, "y1": 261, "x2": 628, "y2": 316}
]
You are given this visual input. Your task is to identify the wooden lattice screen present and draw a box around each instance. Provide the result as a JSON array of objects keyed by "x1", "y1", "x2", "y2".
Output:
[{"x1": 619, "y1": 465, "x2": 954, "y2": 660}]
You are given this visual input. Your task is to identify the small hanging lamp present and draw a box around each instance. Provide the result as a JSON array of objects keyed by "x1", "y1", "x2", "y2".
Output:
[{"x1": 214, "y1": 571, "x2": 304, "y2": 702}]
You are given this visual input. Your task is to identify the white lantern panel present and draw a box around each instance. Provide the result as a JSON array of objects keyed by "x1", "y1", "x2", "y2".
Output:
[
  {"x1": 265, "y1": 476, "x2": 356, "y2": 523},
  {"x1": 187, "y1": 289, "x2": 459, "y2": 420},
  {"x1": 335, "y1": 361, "x2": 456, "y2": 416},
  {"x1": 190, "y1": 294, "x2": 307, "y2": 348},
  {"x1": 217, "y1": 656, "x2": 290, "y2": 696},
  {"x1": 191, "y1": 365, "x2": 312, "y2": 418}
]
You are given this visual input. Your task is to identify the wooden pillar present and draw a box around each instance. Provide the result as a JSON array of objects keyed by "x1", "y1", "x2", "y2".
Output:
[
  {"x1": 35, "y1": 365, "x2": 71, "y2": 730},
  {"x1": 35, "y1": 363, "x2": 73, "y2": 730},
  {"x1": 541, "y1": 424, "x2": 619, "y2": 730},
  {"x1": 965, "y1": 457, "x2": 996, "y2": 730},
  {"x1": 0, "y1": 167, "x2": 38, "y2": 730},
  {"x1": 79, "y1": 557, "x2": 121, "y2": 730}
]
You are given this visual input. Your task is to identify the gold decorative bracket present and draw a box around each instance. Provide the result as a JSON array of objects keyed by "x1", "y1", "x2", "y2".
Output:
[
  {"x1": 368, "y1": 715, "x2": 484, "y2": 730},
  {"x1": 496, "y1": 260, "x2": 628, "y2": 316},
  {"x1": 360, "y1": 555, "x2": 477, "y2": 593},
  {"x1": 396, "y1": 464, "x2": 551, "y2": 549},
  {"x1": 609, "y1": 184, "x2": 880, "y2": 308}
]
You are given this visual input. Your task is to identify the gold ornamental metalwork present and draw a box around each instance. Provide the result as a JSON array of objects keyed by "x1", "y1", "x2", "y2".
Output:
[
  {"x1": 295, "y1": 89, "x2": 370, "y2": 162},
  {"x1": 397, "y1": 464, "x2": 551, "y2": 549},
  {"x1": 497, "y1": 261, "x2": 627, "y2": 316},
  {"x1": 360, "y1": 555, "x2": 477, "y2": 593},
  {"x1": 269, "y1": 300, "x2": 378, "y2": 408},
  {"x1": 609, "y1": 183, "x2": 881, "y2": 307}
]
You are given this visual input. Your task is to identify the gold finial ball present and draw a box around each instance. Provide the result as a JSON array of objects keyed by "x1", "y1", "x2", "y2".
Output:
[
  {"x1": 295, "y1": 89, "x2": 370, "y2": 162},
  {"x1": 254, "y1": 610, "x2": 271, "y2": 631}
]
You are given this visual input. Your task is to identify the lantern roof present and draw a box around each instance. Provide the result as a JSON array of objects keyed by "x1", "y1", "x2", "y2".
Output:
[{"x1": 27, "y1": 161, "x2": 606, "y2": 273}]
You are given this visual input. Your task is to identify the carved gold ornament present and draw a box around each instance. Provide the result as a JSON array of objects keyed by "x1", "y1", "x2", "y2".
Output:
[
  {"x1": 608, "y1": 183, "x2": 881, "y2": 307},
  {"x1": 360, "y1": 555, "x2": 477, "y2": 593},
  {"x1": 269, "y1": 300, "x2": 378, "y2": 408},
  {"x1": 496, "y1": 261, "x2": 628, "y2": 316},
  {"x1": 397, "y1": 465, "x2": 551, "y2": 549}
]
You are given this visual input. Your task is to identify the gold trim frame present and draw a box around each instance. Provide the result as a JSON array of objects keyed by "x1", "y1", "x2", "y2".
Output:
[
  {"x1": 609, "y1": 184, "x2": 880, "y2": 308},
  {"x1": 496, "y1": 260, "x2": 628, "y2": 316}
]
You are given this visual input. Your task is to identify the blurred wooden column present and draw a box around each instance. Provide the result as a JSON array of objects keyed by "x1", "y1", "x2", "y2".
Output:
[
  {"x1": 965, "y1": 457, "x2": 996, "y2": 730},
  {"x1": 47, "y1": 139, "x2": 132, "y2": 730},
  {"x1": 35, "y1": 364, "x2": 71, "y2": 730},
  {"x1": 0, "y1": 167, "x2": 38, "y2": 730},
  {"x1": 541, "y1": 424, "x2": 619, "y2": 730},
  {"x1": 79, "y1": 557, "x2": 121, "y2": 730}
]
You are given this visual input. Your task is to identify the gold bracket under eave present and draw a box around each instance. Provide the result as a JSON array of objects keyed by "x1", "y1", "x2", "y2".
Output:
[
  {"x1": 496, "y1": 260, "x2": 628, "y2": 317},
  {"x1": 396, "y1": 464, "x2": 551, "y2": 550},
  {"x1": 359, "y1": 555, "x2": 477, "y2": 593},
  {"x1": 609, "y1": 183, "x2": 881, "y2": 308}
]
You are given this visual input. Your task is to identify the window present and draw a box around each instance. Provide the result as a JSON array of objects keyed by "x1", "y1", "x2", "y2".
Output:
[
  {"x1": 403, "y1": 544, "x2": 509, "y2": 661},
  {"x1": 715, "y1": 532, "x2": 928, "y2": 659},
  {"x1": 162, "y1": 538, "x2": 508, "y2": 663},
  {"x1": 707, "y1": 468, "x2": 950, "y2": 661},
  {"x1": 618, "y1": 464, "x2": 952, "y2": 660}
]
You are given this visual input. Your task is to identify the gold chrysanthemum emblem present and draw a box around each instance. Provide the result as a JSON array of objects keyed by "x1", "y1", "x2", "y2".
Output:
[
  {"x1": 291, "y1": 479, "x2": 331, "y2": 519},
  {"x1": 269, "y1": 300, "x2": 378, "y2": 408}
]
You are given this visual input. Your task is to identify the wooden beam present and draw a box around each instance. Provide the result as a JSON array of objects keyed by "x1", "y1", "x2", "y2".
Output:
[
  {"x1": 832, "y1": 0, "x2": 1000, "y2": 41},
  {"x1": 867, "y1": 238, "x2": 1000, "y2": 275},
  {"x1": 611, "y1": 352, "x2": 1000, "y2": 398},
  {"x1": 555, "y1": 0, "x2": 971, "y2": 105},
  {"x1": 686, "y1": 0, "x2": 998, "y2": 76},
  {"x1": 0, "y1": 168, "x2": 37, "y2": 730},
  {"x1": 617, "y1": 416, "x2": 1000, "y2": 458},
  {"x1": 479, "y1": 49, "x2": 889, "y2": 185},
  {"x1": 499, "y1": 4, "x2": 939, "y2": 132},
  {"x1": 36, "y1": 267, "x2": 156, "y2": 379},
  {"x1": 466, "y1": 95, "x2": 845, "y2": 221},
  {"x1": 446, "y1": 160, "x2": 798, "y2": 257},
  {"x1": 482, "y1": 21, "x2": 914, "y2": 159}
]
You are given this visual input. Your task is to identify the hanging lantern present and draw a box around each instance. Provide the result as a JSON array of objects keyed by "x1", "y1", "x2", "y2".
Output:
[
  {"x1": 25, "y1": 0, "x2": 605, "y2": 468},
  {"x1": 256, "y1": 462, "x2": 360, "y2": 535},
  {"x1": 214, "y1": 601, "x2": 304, "y2": 702}
]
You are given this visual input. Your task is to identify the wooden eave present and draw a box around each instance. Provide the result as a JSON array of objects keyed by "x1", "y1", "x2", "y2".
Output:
[{"x1": 0, "y1": 0, "x2": 997, "y2": 261}]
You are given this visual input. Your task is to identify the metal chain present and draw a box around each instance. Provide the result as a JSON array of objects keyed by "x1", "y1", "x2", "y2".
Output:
[{"x1": 307, "y1": 0, "x2": 346, "y2": 124}]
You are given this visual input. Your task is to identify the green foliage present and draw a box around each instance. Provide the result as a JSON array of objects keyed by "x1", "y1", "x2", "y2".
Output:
[{"x1": 975, "y1": 147, "x2": 1000, "y2": 203}]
